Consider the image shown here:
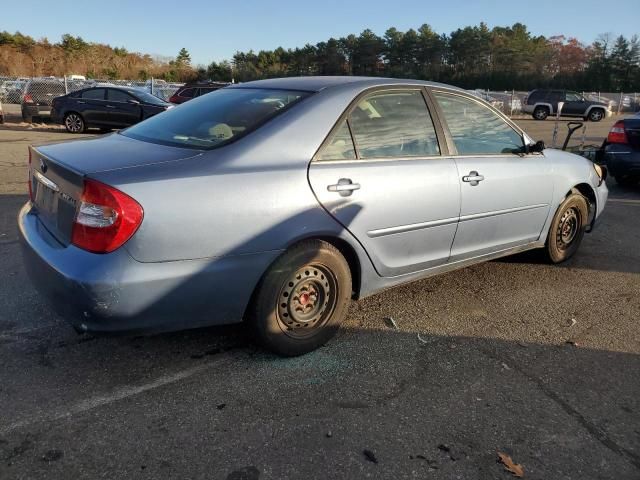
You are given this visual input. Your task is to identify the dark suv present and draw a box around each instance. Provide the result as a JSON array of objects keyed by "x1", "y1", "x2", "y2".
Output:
[
  {"x1": 169, "y1": 81, "x2": 228, "y2": 104},
  {"x1": 523, "y1": 89, "x2": 611, "y2": 122},
  {"x1": 21, "y1": 79, "x2": 67, "y2": 122}
]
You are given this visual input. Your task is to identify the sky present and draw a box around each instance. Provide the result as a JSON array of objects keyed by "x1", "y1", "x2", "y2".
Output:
[{"x1": 3, "y1": 0, "x2": 639, "y2": 66}]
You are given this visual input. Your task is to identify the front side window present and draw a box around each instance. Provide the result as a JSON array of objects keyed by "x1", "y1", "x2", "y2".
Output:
[
  {"x1": 348, "y1": 90, "x2": 440, "y2": 159},
  {"x1": 108, "y1": 89, "x2": 133, "y2": 102},
  {"x1": 122, "y1": 88, "x2": 310, "y2": 149},
  {"x1": 315, "y1": 120, "x2": 356, "y2": 161},
  {"x1": 566, "y1": 92, "x2": 582, "y2": 102},
  {"x1": 82, "y1": 88, "x2": 106, "y2": 100},
  {"x1": 433, "y1": 92, "x2": 523, "y2": 155}
]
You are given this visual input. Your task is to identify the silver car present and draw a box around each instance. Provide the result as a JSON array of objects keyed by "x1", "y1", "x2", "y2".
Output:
[{"x1": 19, "y1": 77, "x2": 608, "y2": 356}]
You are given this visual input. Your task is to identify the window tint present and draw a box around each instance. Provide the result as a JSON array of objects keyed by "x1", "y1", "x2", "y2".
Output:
[
  {"x1": 180, "y1": 88, "x2": 196, "y2": 98},
  {"x1": 348, "y1": 90, "x2": 440, "y2": 159},
  {"x1": 316, "y1": 120, "x2": 356, "y2": 161},
  {"x1": 82, "y1": 89, "x2": 106, "y2": 100},
  {"x1": 122, "y1": 88, "x2": 309, "y2": 149},
  {"x1": 566, "y1": 92, "x2": 582, "y2": 101},
  {"x1": 434, "y1": 92, "x2": 523, "y2": 155},
  {"x1": 108, "y1": 89, "x2": 134, "y2": 102}
]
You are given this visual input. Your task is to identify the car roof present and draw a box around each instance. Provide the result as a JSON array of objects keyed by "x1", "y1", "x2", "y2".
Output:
[{"x1": 229, "y1": 76, "x2": 463, "y2": 93}]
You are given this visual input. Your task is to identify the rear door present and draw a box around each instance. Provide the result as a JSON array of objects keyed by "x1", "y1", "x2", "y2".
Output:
[
  {"x1": 308, "y1": 88, "x2": 460, "y2": 277},
  {"x1": 430, "y1": 89, "x2": 553, "y2": 261},
  {"x1": 79, "y1": 88, "x2": 108, "y2": 125},
  {"x1": 106, "y1": 89, "x2": 141, "y2": 126}
]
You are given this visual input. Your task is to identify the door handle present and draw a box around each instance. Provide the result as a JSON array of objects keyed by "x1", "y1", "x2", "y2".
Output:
[
  {"x1": 327, "y1": 178, "x2": 360, "y2": 197},
  {"x1": 77, "y1": 101, "x2": 86, "y2": 104},
  {"x1": 106, "y1": 105, "x2": 116, "y2": 108},
  {"x1": 462, "y1": 171, "x2": 485, "y2": 186}
]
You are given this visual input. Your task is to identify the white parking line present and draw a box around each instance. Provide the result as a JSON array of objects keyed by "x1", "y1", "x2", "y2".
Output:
[{"x1": 0, "y1": 360, "x2": 225, "y2": 436}]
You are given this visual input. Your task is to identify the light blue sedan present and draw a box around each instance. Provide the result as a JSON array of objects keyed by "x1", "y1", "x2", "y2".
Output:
[{"x1": 19, "y1": 77, "x2": 608, "y2": 355}]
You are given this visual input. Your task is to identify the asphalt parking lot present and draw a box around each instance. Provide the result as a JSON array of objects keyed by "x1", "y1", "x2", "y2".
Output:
[{"x1": 0, "y1": 117, "x2": 638, "y2": 479}]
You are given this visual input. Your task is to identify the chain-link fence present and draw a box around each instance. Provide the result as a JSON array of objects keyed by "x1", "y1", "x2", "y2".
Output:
[{"x1": 0, "y1": 75, "x2": 183, "y2": 105}]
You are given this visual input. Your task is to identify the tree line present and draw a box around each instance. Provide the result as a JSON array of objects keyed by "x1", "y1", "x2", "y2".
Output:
[{"x1": 1, "y1": 23, "x2": 639, "y2": 92}]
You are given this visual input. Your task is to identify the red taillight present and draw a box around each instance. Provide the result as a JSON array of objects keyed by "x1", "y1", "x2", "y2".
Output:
[
  {"x1": 607, "y1": 121, "x2": 628, "y2": 144},
  {"x1": 71, "y1": 179, "x2": 143, "y2": 254},
  {"x1": 23, "y1": 93, "x2": 33, "y2": 103},
  {"x1": 28, "y1": 148, "x2": 33, "y2": 201}
]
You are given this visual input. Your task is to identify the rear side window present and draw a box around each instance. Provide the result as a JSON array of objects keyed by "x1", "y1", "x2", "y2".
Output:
[
  {"x1": 528, "y1": 90, "x2": 545, "y2": 103},
  {"x1": 179, "y1": 88, "x2": 196, "y2": 98},
  {"x1": 122, "y1": 88, "x2": 310, "y2": 149},
  {"x1": 82, "y1": 89, "x2": 106, "y2": 100},
  {"x1": 434, "y1": 92, "x2": 523, "y2": 155},
  {"x1": 316, "y1": 120, "x2": 356, "y2": 161},
  {"x1": 348, "y1": 90, "x2": 440, "y2": 159},
  {"x1": 197, "y1": 87, "x2": 216, "y2": 96}
]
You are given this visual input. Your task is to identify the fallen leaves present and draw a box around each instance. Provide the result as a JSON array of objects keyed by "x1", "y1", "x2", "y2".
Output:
[{"x1": 497, "y1": 452, "x2": 524, "y2": 477}]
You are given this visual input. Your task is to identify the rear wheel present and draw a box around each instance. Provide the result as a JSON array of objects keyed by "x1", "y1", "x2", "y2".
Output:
[
  {"x1": 533, "y1": 106, "x2": 549, "y2": 120},
  {"x1": 588, "y1": 108, "x2": 604, "y2": 122},
  {"x1": 64, "y1": 112, "x2": 85, "y2": 133},
  {"x1": 544, "y1": 191, "x2": 589, "y2": 263},
  {"x1": 247, "y1": 240, "x2": 351, "y2": 356}
]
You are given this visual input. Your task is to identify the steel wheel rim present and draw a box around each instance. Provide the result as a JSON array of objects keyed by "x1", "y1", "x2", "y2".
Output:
[
  {"x1": 277, "y1": 264, "x2": 338, "y2": 339},
  {"x1": 535, "y1": 110, "x2": 546, "y2": 119},
  {"x1": 591, "y1": 110, "x2": 603, "y2": 121},
  {"x1": 65, "y1": 114, "x2": 82, "y2": 132},
  {"x1": 556, "y1": 207, "x2": 580, "y2": 249}
]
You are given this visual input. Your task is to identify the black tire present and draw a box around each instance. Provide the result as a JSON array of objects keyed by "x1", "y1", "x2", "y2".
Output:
[
  {"x1": 544, "y1": 191, "x2": 589, "y2": 263},
  {"x1": 64, "y1": 112, "x2": 86, "y2": 133},
  {"x1": 22, "y1": 114, "x2": 32, "y2": 123},
  {"x1": 247, "y1": 239, "x2": 352, "y2": 356},
  {"x1": 588, "y1": 108, "x2": 605, "y2": 122},
  {"x1": 615, "y1": 175, "x2": 638, "y2": 187},
  {"x1": 533, "y1": 106, "x2": 549, "y2": 120}
]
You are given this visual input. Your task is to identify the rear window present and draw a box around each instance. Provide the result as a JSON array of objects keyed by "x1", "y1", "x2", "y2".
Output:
[{"x1": 122, "y1": 88, "x2": 310, "y2": 149}]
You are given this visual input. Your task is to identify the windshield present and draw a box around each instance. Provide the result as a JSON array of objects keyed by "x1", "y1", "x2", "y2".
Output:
[{"x1": 122, "y1": 88, "x2": 310, "y2": 149}]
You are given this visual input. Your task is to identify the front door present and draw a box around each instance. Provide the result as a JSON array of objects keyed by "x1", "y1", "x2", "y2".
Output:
[
  {"x1": 563, "y1": 91, "x2": 587, "y2": 116},
  {"x1": 106, "y1": 89, "x2": 141, "y2": 127},
  {"x1": 308, "y1": 88, "x2": 460, "y2": 277},
  {"x1": 431, "y1": 90, "x2": 554, "y2": 261},
  {"x1": 78, "y1": 88, "x2": 108, "y2": 125}
]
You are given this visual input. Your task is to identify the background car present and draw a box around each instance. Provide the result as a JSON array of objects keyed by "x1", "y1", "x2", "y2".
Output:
[
  {"x1": 51, "y1": 86, "x2": 173, "y2": 133},
  {"x1": 0, "y1": 80, "x2": 26, "y2": 103},
  {"x1": 523, "y1": 89, "x2": 611, "y2": 121},
  {"x1": 21, "y1": 79, "x2": 66, "y2": 122},
  {"x1": 20, "y1": 77, "x2": 607, "y2": 357},
  {"x1": 169, "y1": 81, "x2": 229, "y2": 104},
  {"x1": 602, "y1": 113, "x2": 640, "y2": 186}
]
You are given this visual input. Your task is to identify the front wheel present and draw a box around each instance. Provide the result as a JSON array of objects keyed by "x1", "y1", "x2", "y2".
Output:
[
  {"x1": 544, "y1": 191, "x2": 589, "y2": 263},
  {"x1": 588, "y1": 109, "x2": 604, "y2": 122},
  {"x1": 64, "y1": 112, "x2": 85, "y2": 133},
  {"x1": 247, "y1": 240, "x2": 352, "y2": 356}
]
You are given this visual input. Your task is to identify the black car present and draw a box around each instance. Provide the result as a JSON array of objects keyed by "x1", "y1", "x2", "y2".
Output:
[
  {"x1": 21, "y1": 79, "x2": 67, "y2": 122},
  {"x1": 51, "y1": 86, "x2": 173, "y2": 133},
  {"x1": 523, "y1": 89, "x2": 612, "y2": 121},
  {"x1": 602, "y1": 114, "x2": 640, "y2": 186},
  {"x1": 169, "y1": 81, "x2": 228, "y2": 104}
]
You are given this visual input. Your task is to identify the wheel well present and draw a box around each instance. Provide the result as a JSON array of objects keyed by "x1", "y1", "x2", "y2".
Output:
[
  {"x1": 314, "y1": 236, "x2": 361, "y2": 299},
  {"x1": 569, "y1": 183, "x2": 597, "y2": 217}
]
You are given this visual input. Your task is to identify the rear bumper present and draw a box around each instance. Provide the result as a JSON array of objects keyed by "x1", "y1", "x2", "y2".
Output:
[
  {"x1": 22, "y1": 104, "x2": 52, "y2": 119},
  {"x1": 604, "y1": 145, "x2": 640, "y2": 177},
  {"x1": 18, "y1": 203, "x2": 279, "y2": 334}
]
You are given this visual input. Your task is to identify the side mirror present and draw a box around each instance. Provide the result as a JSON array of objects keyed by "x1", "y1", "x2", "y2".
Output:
[{"x1": 525, "y1": 140, "x2": 545, "y2": 154}]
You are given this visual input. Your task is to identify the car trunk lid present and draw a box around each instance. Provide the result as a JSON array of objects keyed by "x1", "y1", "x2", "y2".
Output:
[
  {"x1": 625, "y1": 118, "x2": 640, "y2": 150},
  {"x1": 29, "y1": 135, "x2": 203, "y2": 245}
]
